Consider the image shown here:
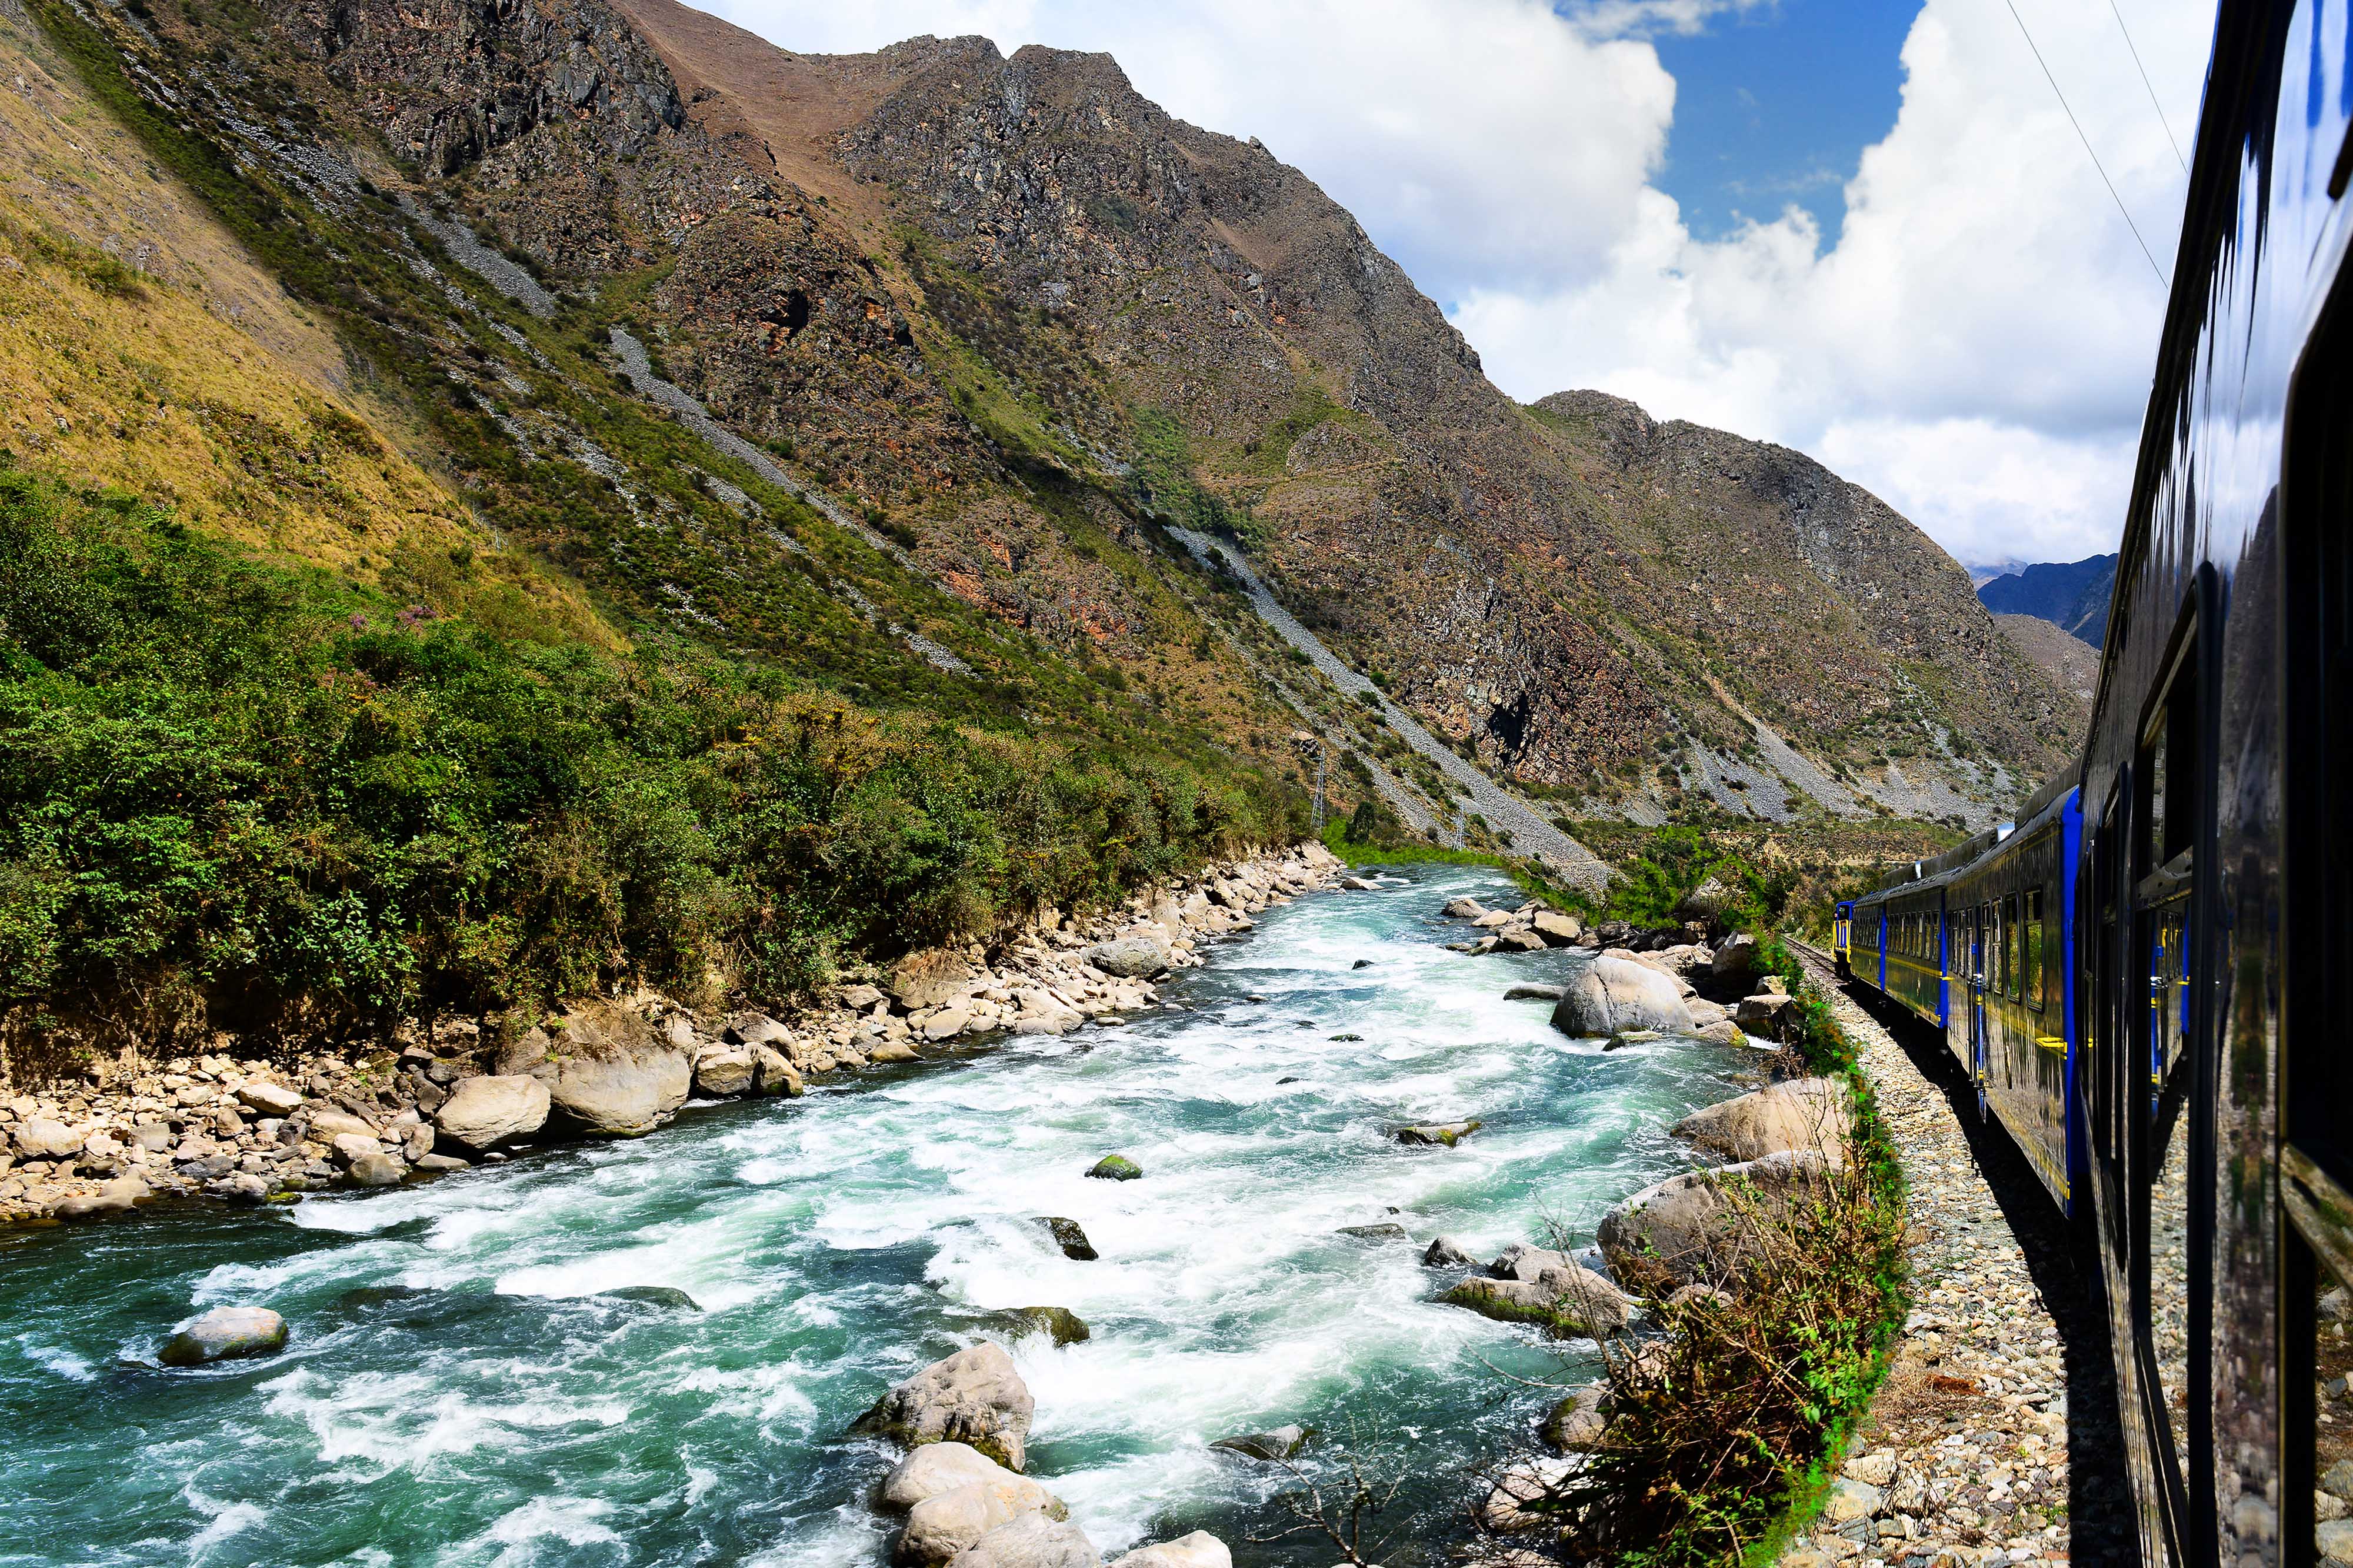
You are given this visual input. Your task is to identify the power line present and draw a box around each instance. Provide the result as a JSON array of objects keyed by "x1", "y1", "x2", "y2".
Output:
[
  {"x1": 2108, "y1": 0, "x2": 2189, "y2": 174},
  {"x1": 2002, "y1": 0, "x2": 2172, "y2": 291}
]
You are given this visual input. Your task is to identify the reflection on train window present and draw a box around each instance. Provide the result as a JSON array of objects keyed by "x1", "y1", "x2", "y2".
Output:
[
  {"x1": 2141, "y1": 647, "x2": 2197, "y2": 1483},
  {"x1": 2024, "y1": 888, "x2": 2045, "y2": 1011}
]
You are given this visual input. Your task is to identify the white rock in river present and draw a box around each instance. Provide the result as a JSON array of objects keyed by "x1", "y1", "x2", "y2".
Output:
[
  {"x1": 948, "y1": 1513, "x2": 1098, "y2": 1568},
  {"x1": 880, "y1": 1443, "x2": 1021, "y2": 1512},
  {"x1": 1106, "y1": 1532, "x2": 1232, "y2": 1568},
  {"x1": 1082, "y1": 935, "x2": 1169, "y2": 978},
  {"x1": 899, "y1": 1477, "x2": 1069, "y2": 1567},
  {"x1": 159, "y1": 1306, "x2": 288, "y2": 1366},
  {"x1": 1549, "y1": 956, "x2": 1694, "y2": 1037},
  {"x1": 432, "y1": 1075, "x2": 550, "y2": 1153},
  {"x1": 855, "y1": 1342, "x2": 1035, "y2": 1472}
]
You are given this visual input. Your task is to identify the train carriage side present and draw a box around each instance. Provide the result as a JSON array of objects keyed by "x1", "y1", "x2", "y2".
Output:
[
  {"x1": 1945, "y1": 776, "x2": 2083, "y2": 1214},
  {"x1": 1849, "y1": 892, "x2": 1888, "y2": 997},
  {"x1": 2065, "y1": 1, "x2": 2353, "y2": 1562},
  {"x1": 1880, "y1": 879, "x2": 1950, "y2": 1029}
]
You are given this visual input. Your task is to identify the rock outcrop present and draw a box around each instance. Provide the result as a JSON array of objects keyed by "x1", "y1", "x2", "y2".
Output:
[
  {"x1": 1597, "y1": 1150, "x2": 1840, "y2": 1296},
  {"x1": 1672, "y1": 1077, "x2": 1852, "y2": 1164}
]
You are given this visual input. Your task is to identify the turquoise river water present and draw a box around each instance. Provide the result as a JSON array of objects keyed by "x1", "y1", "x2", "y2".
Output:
[{"x1": 0, "y1": 863, "x2": 1759, "y2": 1567}]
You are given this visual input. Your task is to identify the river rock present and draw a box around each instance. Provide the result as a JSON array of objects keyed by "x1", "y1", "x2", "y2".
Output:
[
  {"x1": 159, "y1": 1306, "x2": 288, "y2": 1366},
  {"x1": 348, "y1": 1152, "x2": 406, "y2": 1186},
  {"x1": 725, "y1": 1010, "x2": 793, "y2": 1049},
  {"x1": 692, "y1": 1043, "x2": 756, "y2": 1097},
  {"x1": 1541, "y1": 1382, "x2": 1608, "y2": 1450},
  {"x1": 1443, "y1": 896, "x2": 1489, "y2": 919},
  {"x1": 598, "y1": 1286, "x2": 700, "y2": 1310},
  {"x1": 1422, "y1": 1235, "x2": 1478, "y2": 1267},
  {"x1": 1336, "y1": 1222, "x2": 1408, "y2": 1242},
  {"x1": 1550, "y1": 956, "x2": 1694, "y2": 1037},
  {"x1": 881, "y1": 1442, "x2": 1020, "y2": 1510},
  {"x1": 855, "y1": 1342, "x2": 1035, "y2": 1472},
  {"x1": 899, "y1": 1477, "x2": 1071, "y2": 1568},
  {"x1": 53, "y1": 1175, "x2": 146, "y2": 1220},
  {"x1": 751, "y1": 1045, "x2": 802, "y2": 1096},
  {"x1": 305, "y1": 1108, "x2": 378, "y2": 1142},
  {"x1": 1532, "y1": 910, "x2": 1583, "y2": 946},
  {"x1": 1086, "y1": 1155, "x2": 1142, "y2": 1181},
  {"x1": 1106, "y1": 1532, "x2": 1232, "y2": 1568},
  {"x1": 12, "y1": 1116, "x2": 82, "y2": 1159},
  {"x1": 1709, "y1": 933, "x2": 1759, "y2": 987},
  {"x1": 1082, "y1": 936, "x2": 1169, "y2": 979},
  {"x1": 1210, "y1": 1424, "x2": 1309, "y2": 1462},
  {"x1": 948, "y1": 1513, "x2": 1097, "y2": 1568},
  {"x1": 1489, "y1": 1243, "x2": 1572, "y2": 1281},
  {"x1": 1672, "y1": 1077, "x2": 1852, "y2": 1163},
  {"x1": 1597, "y1": 1149, "x2": 1839, "y2": 1296},
  {"x1": 545, "y1": 1000, "x2": 692, "y2": 1136},
  {"x1": 979, "y1": 1307, "x2": 1089, "y2": 1347},
  {"x1": 893, "y1": 948, "x2": 978, "y2": 1010},
  {"x1": 433, "y1": 1075, "x2": 550, "y2": 1153},
  {"x1": 329, "y1": 1132, "x2": 381, "y2": 1166},
  {"x1": 234, "y1": 1082, "x2": 304, "y2": 1116},
  {"x1": 1735, "y1": 993, "x2": 1797, "y2": 1032},
  {"x1": 869, "y1": 1039, "x2": 921, "y2": 1063},
  {"x1": 1394, "y1": 1119, "x2": 1481, "y2": 1147},
  {"x1": 1036, "y1": 1216, "x2": 1098, "y2": 1260},
  {"x1": 1504, "y1": 982, "x2": 1565, "y2": 1001},
  {"x1": 922, "y1": 1005, "x2": 975, "y2": 1042},
  {"x1": 1445, "y1": 1266, "x2": 1630, "y2": 1336}
]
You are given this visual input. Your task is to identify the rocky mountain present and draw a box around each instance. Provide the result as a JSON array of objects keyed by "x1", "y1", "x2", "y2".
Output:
[
  {"x1": 9, "y1": 0, "x2": 2078, "y2": 842},
  {"x1": 1993, "y1": 615, "x2": 2101, "y2": 708},
  {"x1": 1978, "y1": 553, "x2": 2117, "y2": 649}
]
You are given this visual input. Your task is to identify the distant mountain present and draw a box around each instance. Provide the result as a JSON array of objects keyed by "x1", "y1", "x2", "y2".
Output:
[
  {"x1": 1978, "y1": 555, "x2": 2117, "y2": 649},
  {"x1": 1968, "y1": 559, "x2": 2034, "y2": 588}
]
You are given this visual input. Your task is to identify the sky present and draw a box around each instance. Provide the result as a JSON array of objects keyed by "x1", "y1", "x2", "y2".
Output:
[{"x1": 705, "y1": 0, "x2": 2215, "y2": 569}]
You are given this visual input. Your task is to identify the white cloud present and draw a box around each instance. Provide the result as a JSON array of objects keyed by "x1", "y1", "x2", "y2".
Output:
[{"x1": 708, "y1": 0, "x2": 2212, "y2": 567}]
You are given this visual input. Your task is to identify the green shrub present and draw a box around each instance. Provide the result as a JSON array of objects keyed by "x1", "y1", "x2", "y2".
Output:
[{"x1": 0, "y1": 470, "x2": 1293, "y2": 1045}]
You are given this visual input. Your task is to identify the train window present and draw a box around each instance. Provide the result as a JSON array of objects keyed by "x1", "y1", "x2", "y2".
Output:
[
  {"x1": 2287, "y1": 1213, "x2": 2353, "y2": 1568},
  {"x1": 2004, "y1": 892, "x2": 2021, "y2": 1000},
  {"x1": 2023, "y1": 888, "x2": 2044, "y2": 1010}
]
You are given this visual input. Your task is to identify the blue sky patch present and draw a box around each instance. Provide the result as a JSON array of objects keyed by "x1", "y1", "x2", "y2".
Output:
[{"x1": 1649, "y1": 1, "x2": 1924, "y2": 243}]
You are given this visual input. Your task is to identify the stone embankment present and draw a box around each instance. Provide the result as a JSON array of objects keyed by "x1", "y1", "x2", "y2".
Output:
[
  {"x1": 1782, "y1": 972, "x2": 2077, "y2": 1568},
  {"x1": 0, "y1": 843, "x2": 1345, "y2": 1226}
]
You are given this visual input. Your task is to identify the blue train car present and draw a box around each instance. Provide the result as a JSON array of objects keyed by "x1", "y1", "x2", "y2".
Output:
[{"x1": 1832, "y1": 5, "x2": 2353, "y2": 1560}]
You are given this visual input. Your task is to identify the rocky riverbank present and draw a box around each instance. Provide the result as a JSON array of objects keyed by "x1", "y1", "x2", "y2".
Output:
[
  {"x1": 1782, "y1": 978, "x2": 2093, "y2": 1568},
  {"x1": 0, "y1": 843, "x2": 1347, "y2": 1226}
]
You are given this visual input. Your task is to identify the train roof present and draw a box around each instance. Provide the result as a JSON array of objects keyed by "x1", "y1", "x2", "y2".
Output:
[{"x1": 1854, "y1": 760, "x2": 2082, "y2": 906}]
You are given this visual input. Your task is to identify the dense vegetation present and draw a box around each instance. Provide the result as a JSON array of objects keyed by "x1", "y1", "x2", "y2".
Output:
[{"x1": 0, "y1": 468, "x2": 1297, "y2": 1054}]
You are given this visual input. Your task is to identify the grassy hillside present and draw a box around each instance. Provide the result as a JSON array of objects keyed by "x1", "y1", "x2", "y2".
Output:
[{"x1": 0, "y1": 0, "x2": 1318, "y2": 1068}]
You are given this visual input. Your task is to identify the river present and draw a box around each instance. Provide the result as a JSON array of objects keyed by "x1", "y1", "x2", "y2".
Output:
[{"x1": 0, "y1": 864, "x2": 1758, "y2": 1567}]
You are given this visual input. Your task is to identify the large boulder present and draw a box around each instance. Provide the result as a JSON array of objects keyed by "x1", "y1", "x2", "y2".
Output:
[
  {"x1": 881, "y1": 1442, "x2": 1019, "y2": 1512},
  {"x1": 1107, "y1": 1533, "x2": 1232, "y2": 1568},
  {"x1": 894, "y1": 948, "x2": 979, "y2": 1011},
  {"x1": 1672, "y1": 1078, "x2": 1852, "y2": 1164},
  {"x1": 433, "y1": 1075, "x2": 550, "y2": 1153},
  {"x1": 1442, "y1": 896, "x2": 1489, "y2": 919},
  {"x1": 159, "y1": 1306, "x2": 288, "y2": 1366},
  {"x1": 898, "y1": 1477, "x2": 1069, "y2": 1568},
  {"x1": 1549, "y1": 956, "x2": 1694, "y2": 1037},
  {"x1": 949, "y1": 1513, "x2": 1098, "y2": 1568},
  {"x1": 1597, "y1": 1150, "x2": 1839, "y2": 1296},
  {"x1": 1394, "y1": 1120, "x2": 1481, "y2": 1147},
  {"x1": 545, "y1": 1001, "x2": 692, "y2": 1136},
  {"x1": 1709, "y1": 933, "x2": 1760, "y2": 989},
  {"x1": 1082, "y1": 935, "x2": 1170, "y2": 979},
  {"x1": 855, "y1": 1342, "x2": 1036, "y2": 1472},
  {"x1": 348, "y1": 1152, "x2": 407, "y2": 1187}
]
